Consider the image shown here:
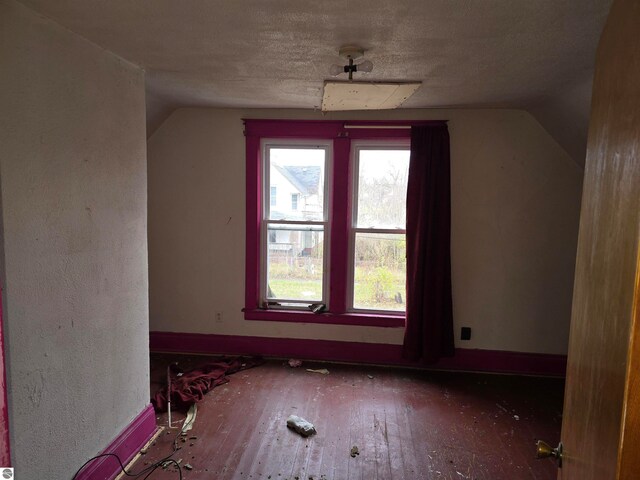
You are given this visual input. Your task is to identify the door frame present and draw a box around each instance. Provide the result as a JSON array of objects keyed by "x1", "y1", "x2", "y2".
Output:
[{"x1": 0, "y1": 287, "x2": 10, "y2": 466}]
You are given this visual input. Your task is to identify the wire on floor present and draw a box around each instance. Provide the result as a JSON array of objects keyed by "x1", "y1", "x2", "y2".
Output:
[{"x1": 70, "y1": 414, "x2": 193, "y2": 480}]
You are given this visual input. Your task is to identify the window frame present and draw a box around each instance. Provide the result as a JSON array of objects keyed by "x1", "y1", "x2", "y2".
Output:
[
  {"x1": 261, "y1": 140, "x2": 332, "y2": 309},
  {"x1": 348, "y1": 141, "x2": 410, "y2": 314},
  {"x1": 244, "y1": 119, "x2": 440, "y2": 328}
]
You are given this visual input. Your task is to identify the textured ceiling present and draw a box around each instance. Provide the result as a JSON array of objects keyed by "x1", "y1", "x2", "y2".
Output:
[
  {"x1": 21, "y1": 0, "x2": 612, "y2": 161},
  {"x1": 22, "y1": 0, "x2": 611, "y2": 107}
]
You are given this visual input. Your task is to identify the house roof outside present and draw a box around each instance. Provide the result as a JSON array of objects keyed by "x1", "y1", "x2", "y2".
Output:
[{"x1": 275, "y1": 165, "x2": 321, "y2": 196}]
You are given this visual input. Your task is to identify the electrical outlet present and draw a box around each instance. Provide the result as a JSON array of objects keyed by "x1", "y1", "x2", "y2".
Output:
[
  {"x1": 461, "y1": 327, "x2": 471, "y2": 340},
  {"x1": 215, "y1": 311, "x2": 223, "y2": 322}
]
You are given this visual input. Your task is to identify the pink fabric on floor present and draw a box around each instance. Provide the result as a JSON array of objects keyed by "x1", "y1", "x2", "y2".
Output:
[{"x1": 152, "y1": 356, "x2": 264, "y2": 412}]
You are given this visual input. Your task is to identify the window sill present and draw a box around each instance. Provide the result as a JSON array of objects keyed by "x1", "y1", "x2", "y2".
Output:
[{"x1": 243, "y1": 308, "x2": 405, "y2": 328}]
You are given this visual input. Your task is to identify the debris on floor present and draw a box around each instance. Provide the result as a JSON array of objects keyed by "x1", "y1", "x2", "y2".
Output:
[
  {"x1": 367, "y1": 374, "x2": 374, "y2": 379},
  {"x1": 513, "y1": 414, "x2": 520, "y2": 420},
  {"x1": 288, "y1": 359, "x2": 303, "y2": 368},
  {"x1": 182, "y1": 404, "x2": 197, "y2": 432},
  {"x1": 306, "y1": 368, "x2": 330, "y2": 375},
  {"x1": 184, "y1": 463, "x2": 194, "y2": 471},
  {"x1": 152, "y1": 356, "x2": 264, "y2": 412},
  {"x1": 350, "y1": 446, "x2": 360, "y2": 457},
  {"x1": 287, "y1": 415, "x2": 317, "y2": 437}
]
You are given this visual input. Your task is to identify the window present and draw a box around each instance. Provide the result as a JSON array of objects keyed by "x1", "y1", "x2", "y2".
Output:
[
  {"x1": 244, "y1": 119, "x2": 421, "y2": 327},
  {"x1": 270, "y1": 186, "x2": 277, "y2": 207},
  {"x1": 351, "y1": 146, "x2": 409, "y2": 311},
  {"x1": 263, "y1": 144, "x2": 329, "y2": 308}
]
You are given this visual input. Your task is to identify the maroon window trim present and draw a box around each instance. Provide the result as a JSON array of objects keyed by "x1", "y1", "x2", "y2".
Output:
[{"x1": 243, "y1": 119, "x2": 445, "y2": 328}]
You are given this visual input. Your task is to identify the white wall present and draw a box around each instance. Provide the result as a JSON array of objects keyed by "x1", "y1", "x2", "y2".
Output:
[
  {"x1": 148, "y1": 107, "x2": 582, "y2": 355},
  {"x1": 527, "y1": 75, "x2": 594, "y2": 168},
  {"x1": 0, "y1": 1, "x2": 150, "y2": 477}
]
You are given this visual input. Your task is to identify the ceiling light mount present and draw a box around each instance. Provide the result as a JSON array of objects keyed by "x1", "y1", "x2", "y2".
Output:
[
  {"x1": 338, "y1": 45, "x2": 365, "y2": 61},
  {"x1": 330, "y1": 45, "x2": 373, "y2": 80}
]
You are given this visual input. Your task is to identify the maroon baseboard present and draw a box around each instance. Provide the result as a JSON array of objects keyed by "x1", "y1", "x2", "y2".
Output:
[
  {"x1": 149, "y1": 331, "x2": 567, "y2": 377},
  {"x1": 75, "y1": 404, "x2": 157, "y2": 480}
]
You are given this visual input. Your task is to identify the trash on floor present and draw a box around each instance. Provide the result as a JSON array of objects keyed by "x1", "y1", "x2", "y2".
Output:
[
  {"x1": 350, "y1": 446, "x2": 360, "y2": 457},
  {"x1": 513, "y1": 414, "x2": 520, "y2": 421},
  {"x1": 184, "y1": 463, "x2": 194, "y2": 471},
  {"x1": 181, "y1": 404, "x2": 198, "y2": 433},
  {"x1": 367, "y1": 374, "x2": 374, "y2": 379},
  {"x1": 306, "y1": 368, "x2": 330, "y2": 375},
  {"x1": 287, "y1": 415, "x2": 317, "y2": 437},
  {"x1": 288, "y1": 359, "x2": 303, "y2": 368}
]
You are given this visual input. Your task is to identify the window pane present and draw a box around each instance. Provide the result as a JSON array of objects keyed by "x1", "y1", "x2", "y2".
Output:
[
  {"x1": 266, "y1": 224, "x2": 324, "y2": 302},
  {"x1": 353, "y1": 232, "x2": 406, "y2": 311},
  {"x1": 356, "y1": 149, "x2": 409, "y2": 229},
  {"x1": 268, "y1": 148, "x2": 325, "y2": 221}
]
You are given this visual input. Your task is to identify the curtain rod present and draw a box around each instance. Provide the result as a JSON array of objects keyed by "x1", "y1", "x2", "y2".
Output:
[
  {"x1": 343, "y1": 125, "x2": 411, "y2": 129},
  {"x1": 343, "y1": 121, "x2": 447, "y2": 129}
]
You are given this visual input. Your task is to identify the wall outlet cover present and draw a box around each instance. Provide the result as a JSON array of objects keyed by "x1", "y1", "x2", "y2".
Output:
[{"x1": 461, "y1": 327, "x2": 472, "y2": 340}]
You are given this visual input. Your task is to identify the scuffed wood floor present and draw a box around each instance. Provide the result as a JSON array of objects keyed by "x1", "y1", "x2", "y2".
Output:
[{"x1": 135, "y1": 354, "x2": 563, "y2": 480}]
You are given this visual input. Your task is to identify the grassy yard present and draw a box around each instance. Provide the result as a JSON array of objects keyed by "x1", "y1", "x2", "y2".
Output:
[
  {"x1": 269, "y1": 279, "x2": 322, "y2": 301},
  {"x1": 269, "y1": 268, "x2": 405, "y2": 312}
]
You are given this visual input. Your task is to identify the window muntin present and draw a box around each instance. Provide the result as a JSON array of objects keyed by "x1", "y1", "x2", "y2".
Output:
[
  {"x1": 262, "y1": 143, "x2": 330, "y2": 308},
  {"x1": 351, "y1": 145, "x2": 409, "y2": 312}
]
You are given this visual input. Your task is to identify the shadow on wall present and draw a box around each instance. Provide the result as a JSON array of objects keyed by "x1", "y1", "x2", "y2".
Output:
[{"x1": 526, "y1": 75, "x2": 594, "y2": 169}]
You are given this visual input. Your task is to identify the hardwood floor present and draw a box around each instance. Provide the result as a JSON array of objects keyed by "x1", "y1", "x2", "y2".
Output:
[{"x1": 134, "y1": 354, "x2": 563, "y2": 480}]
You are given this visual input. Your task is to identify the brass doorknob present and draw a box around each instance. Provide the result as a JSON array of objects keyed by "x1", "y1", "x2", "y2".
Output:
[{"x1": 536, "y1": 440, "x2": 563, "y2": 467}]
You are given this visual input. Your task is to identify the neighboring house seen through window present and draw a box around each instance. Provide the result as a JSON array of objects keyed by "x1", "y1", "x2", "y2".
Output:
[{"x1": 270, "y1": 186, "x2": 277, "y2": 207}]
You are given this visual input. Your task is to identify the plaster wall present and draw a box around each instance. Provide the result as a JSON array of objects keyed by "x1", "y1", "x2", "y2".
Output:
[
  {"x1": 148, "y1": 107, "x2": 582, "y2": 355},
  {"x1": 0, "y1": 0, "x2": 149, "y2": 476},
  {"x1": 527, "y1": 75, "x2": 595, "y2": 168}
]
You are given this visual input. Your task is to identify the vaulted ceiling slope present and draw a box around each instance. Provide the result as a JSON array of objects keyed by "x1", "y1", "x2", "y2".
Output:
[{"x1": 21, "y1": 0, "x2": 612, "y2": 164}]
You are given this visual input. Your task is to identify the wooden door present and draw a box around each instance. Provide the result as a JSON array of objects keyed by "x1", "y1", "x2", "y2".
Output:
[{"x1": 558, "y1": 0, "x2": 640, "y2": 479}]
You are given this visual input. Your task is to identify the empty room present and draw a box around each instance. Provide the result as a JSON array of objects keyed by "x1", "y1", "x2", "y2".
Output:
[{"x1": 1, "y1": 0, "x2": 639, "y2": 479}]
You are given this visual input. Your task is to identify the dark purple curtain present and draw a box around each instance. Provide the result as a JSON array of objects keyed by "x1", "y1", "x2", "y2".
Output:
[{"x1": 402, "y1": 124, "x2": 454, "y2": 364}]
